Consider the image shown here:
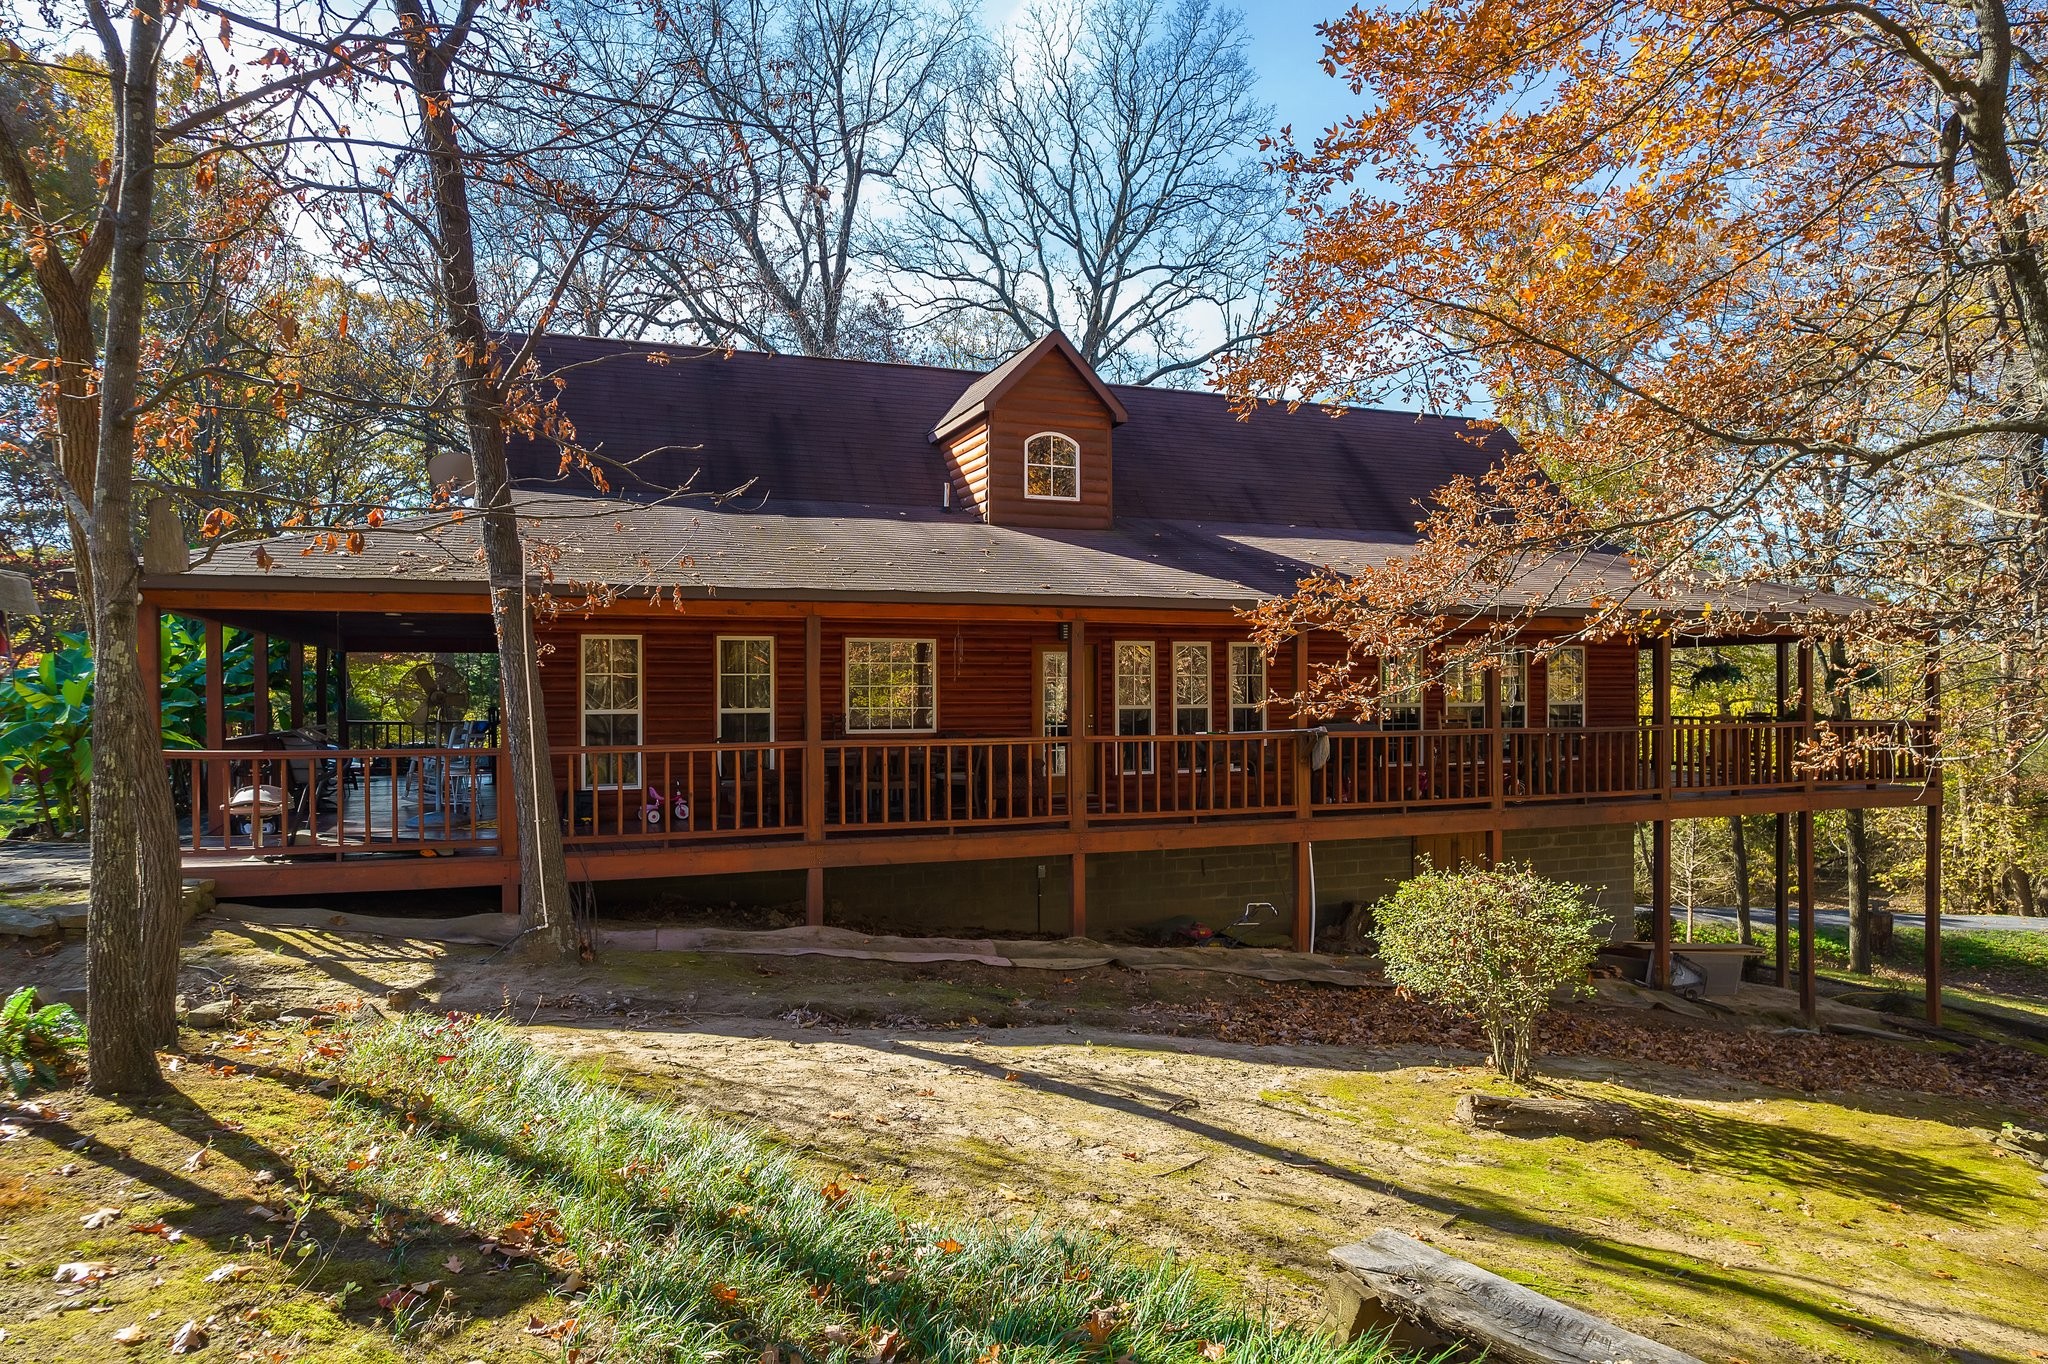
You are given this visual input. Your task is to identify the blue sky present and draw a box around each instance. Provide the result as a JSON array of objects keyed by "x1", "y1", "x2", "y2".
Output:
[
  {"x1": 1234, "y1": 1, "x2": 1357, "y2": 144},
  {"x1": 976, "y1": 0, "x2": 1360, "y2": 146}
]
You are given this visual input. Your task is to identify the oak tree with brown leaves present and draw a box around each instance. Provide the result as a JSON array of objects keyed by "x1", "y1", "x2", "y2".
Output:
[{"x1": 1227, "y1": 0, "x2": 2048, "y2": 922}]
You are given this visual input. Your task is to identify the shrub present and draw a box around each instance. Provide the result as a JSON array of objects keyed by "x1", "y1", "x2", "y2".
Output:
[
  {"x1": 1372, "y1": 860, "x2": 1609, "y2": 1081},
  {"x1": 0, "y1": 986, "x2": 85, "y2": 1096}
]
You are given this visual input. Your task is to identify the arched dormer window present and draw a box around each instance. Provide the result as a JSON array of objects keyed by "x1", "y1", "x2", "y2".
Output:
[{"x1": 1024, "y1": 432, "x2": 1080, "y2": 501}]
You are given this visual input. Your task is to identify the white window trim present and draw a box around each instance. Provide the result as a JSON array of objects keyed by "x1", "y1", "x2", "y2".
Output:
[
  {"x1": 1114, "y1": 641, "x2": 1157, "y2": 733},
  {"x1": 1023, "y1": 431, "x2": 1082, "y2": 502},
  {"x1": 1228, "y1": 642, "x2": 1266, "y2": 732},
  {"x1": 1172, "y1": 641, "x2": 1213, "y2": 734},
  {"x1": 1547, "y1": 646, "x2": 1587, "y2": 728},
  {"x1": 1379, "y1": 655, "x2": 1424, "y2": 729},
  {"x1": 580, "y1": 633, "x2": 642, "y2": 789},
  {"x1": 843, "y1": 637, "x2": 939, "y2": 734},
  {"x1": 1114, "y1": 640, "x2": 1157, "y2": 774},
  {"x1": 715, "y1": 635, "x2": 775, "y2": 744}
]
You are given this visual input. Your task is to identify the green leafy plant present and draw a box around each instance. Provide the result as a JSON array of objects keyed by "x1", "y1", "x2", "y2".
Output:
[
  {"x1": 0, "y1": 986, "x2": 85, "y2": 1096},
  {"x1": 0, "y1": 633, "x2": 95, "y2": 836},
  {"x1": 1372, "y1": 860, "x2": 1609, "y2": 1081}
]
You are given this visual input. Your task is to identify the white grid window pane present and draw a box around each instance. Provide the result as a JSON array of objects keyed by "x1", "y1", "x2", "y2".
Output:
[
  {"x1": 1025, "y1": 433, "x2": 1079, "y2": 499},
  {"x1": 1549, "y1": 647, "x2": 1585, "y2": 727},
  {"x1": 846, "y1": 640, "x2": 936, "y2": 732},
  {"x1": 718, "y1": 637, "x2": 774, "y2": 744},
  {"x1": 581, "y1": 635, "x2": 641, "y2": 786},
  {"x1": 1229, "y1": 643, "x2": 1265, "y2": 731},
  {"x1": 1173, "y1": 644, "x2": 1210, "y2": 733}
]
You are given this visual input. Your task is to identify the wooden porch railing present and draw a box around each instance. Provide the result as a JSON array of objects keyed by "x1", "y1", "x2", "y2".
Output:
[
  {"x1": 1310, "y1": 730, "x2": 1495, "y2": 810},
  {"x1": 1505, "y1": 727, "x2": 1653, "y2": 800},
  {"x1": 347, "y1": 718, "x2": 497, "y2": 750},
  {"x1": 1089, "y1": 733, "x2": 1296, "y2": 820},
  {"x1": 825, "y1": 737, "x2": 1058, "y2": 830},
  {"x1": 164, "y1": 717, "x2": 1935, "y2": 864},
  {"x1": 552, "y1": 742, "x2": 807, "y2": 844},
  {"x1": 165, "y1": 745, "x2": 499, "y2": 857}
]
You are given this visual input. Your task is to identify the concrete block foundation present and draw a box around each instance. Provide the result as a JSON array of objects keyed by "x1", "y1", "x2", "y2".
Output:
[{"x1": 591, "y1": 823, "x2": 1642, "y2": 943}]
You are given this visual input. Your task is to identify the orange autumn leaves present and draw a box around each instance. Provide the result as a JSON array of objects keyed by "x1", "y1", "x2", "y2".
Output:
[{"x1": 1225, "y1": 0, "x2": 2044, "y2": 715}]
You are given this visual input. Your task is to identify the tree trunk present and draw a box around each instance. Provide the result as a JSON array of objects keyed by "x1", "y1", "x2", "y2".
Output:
[
  {"x1": 1845, "y1": 807, "x2": 1873, "y2": 971},
  {"x1": 85, "y1": 0, "x2": 181, "y2": 1092},
  {"x1": 1729, "y1": 814, "x2": 1751, "y2": 944},
  {"x1": 398, "y1": 0, "x2": 579, "y2": 960}
]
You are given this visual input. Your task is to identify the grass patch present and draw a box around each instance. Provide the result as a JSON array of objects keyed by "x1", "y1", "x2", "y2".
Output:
[
  {"x1": 1682, "y1": 918, "x2": 2048, "y2": 992},
  {"x1": 304, "y1": 1015, "x2": 1414, "y2": 1364},
  {"x1": 0, "y1": 1033, "x2": 557, "y2": 1362}
]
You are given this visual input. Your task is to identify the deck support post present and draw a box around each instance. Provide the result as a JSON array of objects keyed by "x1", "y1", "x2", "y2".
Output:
[
  {"x1": 1797, "y1": 638, "x2": 1817, "y2": 1021},
  {"x1": 1068, "y1": 618, "x2": 1088, "y2": 833},
  {"x1": 204, "y1": 619, "x2": 226, "y2": 834},
  {"x1": 138, "y1": 604, "x2": 162, "y2": 745},
  {"x1": 804, "y1": 613, "x2": 825, "y2": 927},
  {"x1": 1924, "y1": 637, "x2": 1943, "y2": 1025},
  {"x1": 314, "y1": 645, "x2": 329, "y2": 730},
  {"x1": 1293, "y1": 838, "x2": 1315, "y2": 951},
  {"x1": 1775, "y1": 640, "x2": 1791, "y2": 986},
  {"x1": 251, "y1": 630, "x2": 270, "y2": 735},
  {"x1": 1070, "y1": 850, "x2": 1087, "y2": 940},
  {"x1": 1798, "y1": 806, "x2": 1818, "y2": 1023},
  {"x1": 1774, "y1": 813, "x2": 1790, "y2": 986},
  {"x1": 336, "y1": 651, "x2": 350, "y2": 746},
  {"x1": 288, "y1": 642, "x2": 304, "y2": 728},
  {"x1": 1650, "y1": 636, "x2": 1672, "y2": 989},
  {"x1": 1484, "y1": 661, "x2": 1504, "y2": 865}
]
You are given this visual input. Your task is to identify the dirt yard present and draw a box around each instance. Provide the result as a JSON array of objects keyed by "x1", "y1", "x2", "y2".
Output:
[{"x1": 9, "y1": 914, "x2": 2048, "y2": 1363}]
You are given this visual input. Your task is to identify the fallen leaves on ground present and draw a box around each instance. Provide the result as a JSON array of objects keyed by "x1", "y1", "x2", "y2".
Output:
[
  {"x1": 1145, "y1": 984, "x2": 2048, "y2": 1106},
  {"x1": 168, "y1": 1320, "x2": 207, "y2": 1354},
  {"x1": 79, "y1": 1206, "x2": 122, "y2": 1228}
]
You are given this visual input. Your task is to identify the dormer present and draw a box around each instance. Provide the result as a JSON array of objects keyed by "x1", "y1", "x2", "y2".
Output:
[{"x1": 930, "y1": 332, "x2": 1127, "y2": 529}]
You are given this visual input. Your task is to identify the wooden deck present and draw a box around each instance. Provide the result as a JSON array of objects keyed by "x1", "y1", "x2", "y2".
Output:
[{"x1": 170, "y1": 717, "x2": 1933, "y2": 905}]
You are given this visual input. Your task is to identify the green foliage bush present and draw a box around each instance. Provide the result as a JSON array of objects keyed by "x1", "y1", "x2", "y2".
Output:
[
  {"x1": 1372, "y1": 860, "x2": 1609, "y2": 1080},
  {"x1": 0, "y1": 986, "x2": 85, "y2": 1096}
]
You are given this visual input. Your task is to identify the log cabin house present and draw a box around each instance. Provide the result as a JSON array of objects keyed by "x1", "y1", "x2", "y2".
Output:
[{"x1": 140, "y1": 332, "x2": 1943, "y2": 1015}]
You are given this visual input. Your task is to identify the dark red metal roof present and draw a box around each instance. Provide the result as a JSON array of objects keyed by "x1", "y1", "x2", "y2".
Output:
[{"x1": 507, "y1": 334, "x2": 1514, "y2": 534}]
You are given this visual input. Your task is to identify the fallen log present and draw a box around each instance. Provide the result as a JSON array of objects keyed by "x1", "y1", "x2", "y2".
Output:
[
  {"x1": 1451, "y1": 1094, "x2": 1643, "y2": 1139},
  {"x1": 1328, "y1": 1230, "x2": 1703, "y2": 1364}
]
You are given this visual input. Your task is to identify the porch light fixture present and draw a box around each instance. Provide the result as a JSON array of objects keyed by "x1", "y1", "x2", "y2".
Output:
[{"x1": 1058, "y1": 622, "x2": 1071, "y2": 641}]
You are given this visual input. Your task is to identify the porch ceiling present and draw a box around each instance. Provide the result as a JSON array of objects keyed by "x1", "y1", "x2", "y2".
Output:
[{"x1": 182, "y1": 606, "x2": 498, "y2": 653}]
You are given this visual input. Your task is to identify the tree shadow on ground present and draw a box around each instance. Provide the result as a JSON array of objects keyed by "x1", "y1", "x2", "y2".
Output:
[{"x1": 29, "y1": 1063, "x2": 556, "y2": 1350}]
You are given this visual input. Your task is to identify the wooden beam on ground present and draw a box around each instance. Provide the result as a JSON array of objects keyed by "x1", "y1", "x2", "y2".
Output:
[{"x1": 1328, "y1": 1231, "x2": 1703, "y2": 1363}]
